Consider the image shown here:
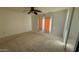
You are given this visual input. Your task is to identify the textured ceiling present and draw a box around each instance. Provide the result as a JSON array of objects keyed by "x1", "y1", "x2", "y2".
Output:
[{"x1": 6, "y1": 7, "x2": 69, "y2": 14}]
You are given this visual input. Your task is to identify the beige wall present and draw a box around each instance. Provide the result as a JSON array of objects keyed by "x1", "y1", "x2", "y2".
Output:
[
  {"x1": 68, "y1": 8, "x2": 79, "y2": 50},
  {"x1": 48, "y1": 10, "x2": 67, "y2": 37},
  {"x1": 32, "y1": 15, "x2": 39, "y2": 32},
  {"x1": 69, "y1": 8, "x2": 79, "y2": 39},
  {"x1": 32, "y1": 10, "x2": 67, "y2": 37},
  {"x1": 0, "y1": 8, "x2": 32, "y2": 38}
]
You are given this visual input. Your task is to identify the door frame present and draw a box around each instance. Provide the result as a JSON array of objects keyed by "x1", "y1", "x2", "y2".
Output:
[{"x1": 63, "y1": 7, "x2": 75, "y2": 49}]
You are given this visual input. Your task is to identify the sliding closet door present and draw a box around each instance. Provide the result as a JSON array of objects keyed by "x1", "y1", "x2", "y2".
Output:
[
  {"x1": 45, "y1": 16, "x2": 50, "y2": 32},
  {"x1": 39, "y1": 17, "x2": 42, "y2": 31}
]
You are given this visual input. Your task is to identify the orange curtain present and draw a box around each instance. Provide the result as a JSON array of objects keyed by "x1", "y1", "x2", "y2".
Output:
[
  {"x1": 39, "y1": 17, "x2": 42, "y2": 31},
  {"x1": 45, "y1": 16, "x2": 50, "y2": 32}
]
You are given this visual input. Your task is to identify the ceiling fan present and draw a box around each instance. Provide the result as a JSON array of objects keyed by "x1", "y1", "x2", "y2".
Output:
[{"x1": 24, "y1": 7, "x2": 42, "y2": 15}]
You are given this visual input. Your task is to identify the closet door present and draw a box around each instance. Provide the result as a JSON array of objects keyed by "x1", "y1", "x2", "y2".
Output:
[
  {"x1": 39, "y1": 17, "x2": 42, "y2": 31},
  {"x1": 45, "y1": 16, "x2": 50, "y2": 32}
]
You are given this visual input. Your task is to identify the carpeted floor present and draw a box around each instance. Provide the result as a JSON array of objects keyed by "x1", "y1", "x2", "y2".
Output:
[{"x1": 0, "y1": 32, "x2": 72, "y2": 52}]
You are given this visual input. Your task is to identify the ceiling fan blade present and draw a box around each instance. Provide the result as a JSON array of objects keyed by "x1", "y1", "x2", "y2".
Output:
[
  {"x1": 25, "y1": 7, "x2": 42, "y2": 15},
  {"x1": 28, "y1": 10, "x2": 32, "y2": 14},
  {"x1": 34, "y1": 11, "x2": 38, "y2": 15},
  {"x1": 35, "y1": 10, "x2": 42, "y2": 13}
]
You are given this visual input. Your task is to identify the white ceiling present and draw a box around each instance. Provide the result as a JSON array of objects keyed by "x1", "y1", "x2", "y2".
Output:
[
  {"x1": 6, "y1": 7, "x2": 69, "y2": 14},
  {"x1": 36, "y1": 7, "x2": 69, "y2": 13}
]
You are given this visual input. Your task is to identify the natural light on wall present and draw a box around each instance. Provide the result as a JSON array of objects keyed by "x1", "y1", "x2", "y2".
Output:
[{"x1": 39, "y1": 16, "x2": 52, "y2": 33}]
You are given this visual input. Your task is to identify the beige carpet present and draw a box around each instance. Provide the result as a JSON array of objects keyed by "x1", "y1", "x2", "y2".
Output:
[{"x1": 0, "y1": 32, "x2": 72, "y2": 52}]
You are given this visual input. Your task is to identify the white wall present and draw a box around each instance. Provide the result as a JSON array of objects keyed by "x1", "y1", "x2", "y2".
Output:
[{"x1": 0, "y1": 8, "x2": 32, "y2": 38}]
